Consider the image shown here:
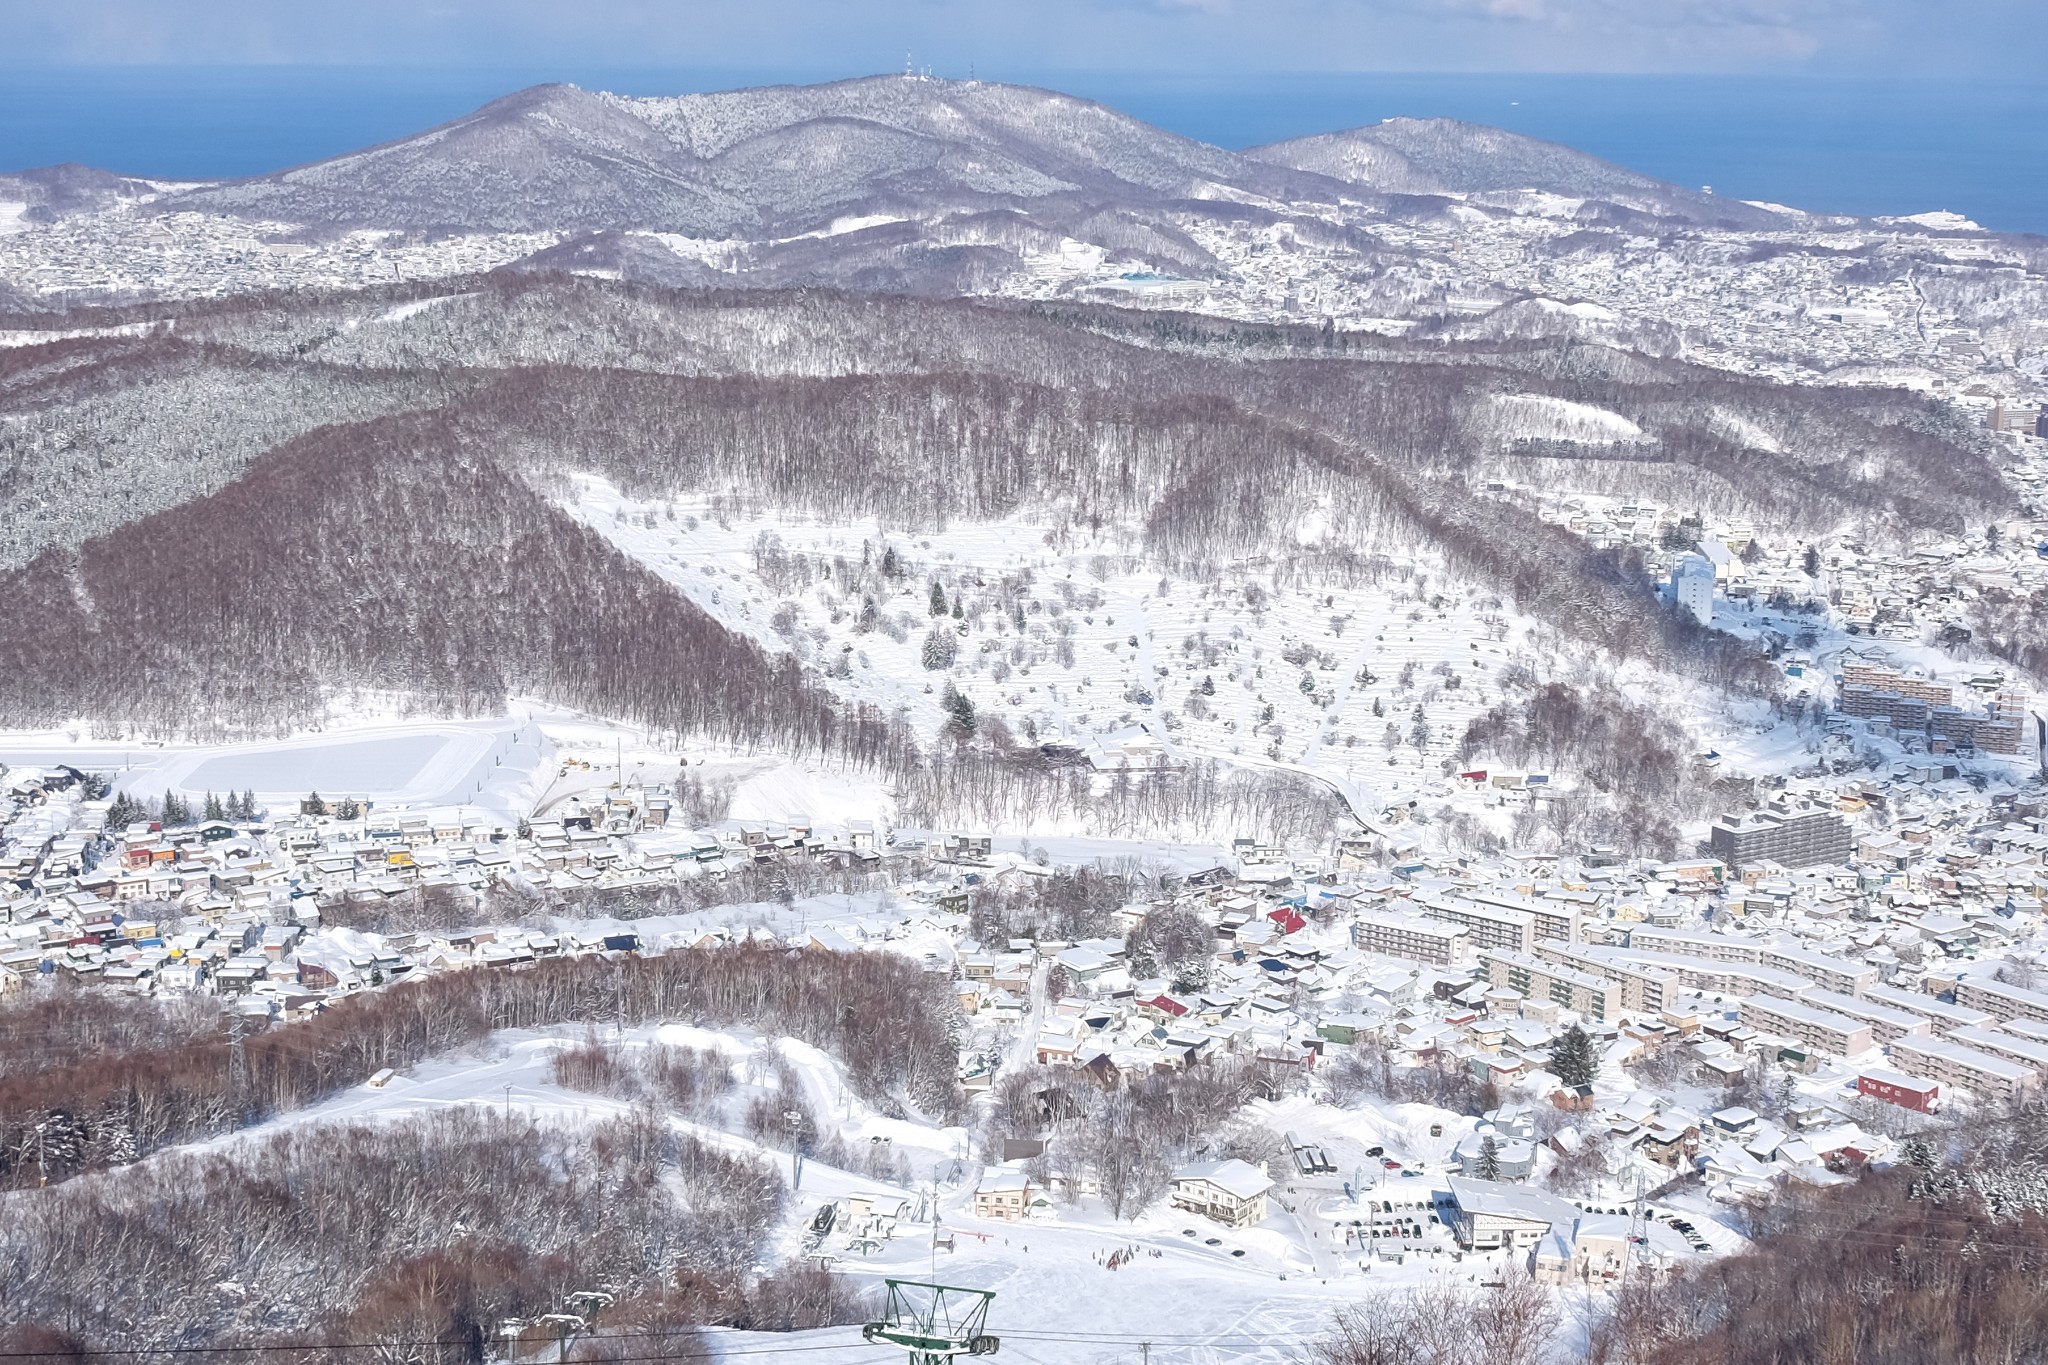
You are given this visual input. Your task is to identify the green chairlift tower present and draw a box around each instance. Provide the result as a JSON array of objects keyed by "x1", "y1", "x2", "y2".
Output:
[{"x1": 863, "y1": 1280, "x2": 999, "y2": 1365}]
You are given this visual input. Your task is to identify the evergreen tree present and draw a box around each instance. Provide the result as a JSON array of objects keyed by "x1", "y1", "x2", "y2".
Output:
[
  {"x1": 304, "y1": 791, "x2": 328, "y2": 816},
  {"x1": 1477, "y1": 1133, "x2": 1502, "y2": 1181},
  {"x1": 204, "y1": 791, "x2": 225, "y2": 822},
  {"x1": 1199, "y1": 675, "x2": 1215, "y2": 696},
  {"x1": 941, "y1": 683, "x2": 977, "y2": 739},
  {"x1": 921, "y1": 627, "x2": 958, "y2": 671},
  {"x1": 1549, "y1": 1023, "x2": 1597, "y2": 1089},
  {"x1": 160, "y1": 792, "x2": 191, "y2": 826},
  {"x1": 336, "y1": 797, "x2": 363, "y2": 822},
  {"x1": 1803, "y1": 545, "x2": 1822, "y2": 577},
  {"x1": 1169, "y1": 956, "x2": 1211, "y2": 995},
  {"x1": 33, "y1": 1112, "x2": 82, "y2": 1183},
  {"x1": 105, "y1": 792, "x2": 144, "y2": 829},
  {"x1": 240, "y1": 788, "x2": 259, "y2": 820},
  {"x1": 1902, "y1": 1137, "x2": 1937, "y2": 1173},
  {"x1": 929, "y1": 581, "x2": 947, "y2": 616}
]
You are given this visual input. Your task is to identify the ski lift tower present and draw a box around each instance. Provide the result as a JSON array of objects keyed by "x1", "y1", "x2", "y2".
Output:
[{"x1": 863, "y1": 1281, "x2": 999, "y2": 1365}]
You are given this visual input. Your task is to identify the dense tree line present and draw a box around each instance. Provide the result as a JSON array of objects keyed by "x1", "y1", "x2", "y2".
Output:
[
  {"x1": 967, "y1": 866, "x2": 1131, "y2": 946},
  {"x1": 897, "y1": 746, "x2": 1352, "y2": 844},
  {"x1": 322, "y1": 856, "x2": 910, "y2": 935},
  {"x1": 983, "y1": 1058, "x2": 1282, "y2": 1219},
  {"x1": 1608, "y1": 1150, "x2": 2048, "y2": 1365},
  {"x1": 1973, "y1": 586, "x2": 2048, "y2": 682},
  {"x1": 0, "y1": 985, "x2": 225, "y2": 1083},
  {"x1": 0, "y1": 337, "x2": 477, "y2": 572},
  {"x1": 0, "y1": 414, "x2": 908, "y2": 758},
  {"x1": 1314, "y1": 1279, "x2": 1558, "y2": 1365},
  {"x1": 1121, "y1": 902, "x2": 1215, "y2": 991},
  {"x1": 1458, "y1": 679, "x2": 1758, "y2": 855},
  {"x1": 1323, "y1": 1036, "x2": 1492, "y2": 1116},
  {"x1": 5, "y1": 274, "x2": 1980, "y2": 755},
  {"x1": 0, "y1": 943, "x2": 962, "y2": 1187},
  {"x1": 0, "y1": 1106, "x2": 805, "y2": 1361}
]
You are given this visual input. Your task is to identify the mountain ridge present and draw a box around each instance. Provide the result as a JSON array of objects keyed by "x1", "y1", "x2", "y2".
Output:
[
  {"x1": 1249, "y1": 116, "x2": 1788, "y2": 229},
  {"x1": 131, "y1": 74, "x2": 1767, "y2": 237},
  {"x1": 161, "y1": 76, "x2": 1363, "y2": 236}
]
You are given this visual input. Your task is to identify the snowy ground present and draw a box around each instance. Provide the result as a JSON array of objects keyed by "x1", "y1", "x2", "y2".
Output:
[
  {"x1": 563, "y1": 477, "x2": 1554, "y2": 824},
  {"x1": 116, "y1": 719, "x2": 539, "y2": 810},
  {"x1": 181, "y1": 1019, "x2": 1602, "y2": 1365}
]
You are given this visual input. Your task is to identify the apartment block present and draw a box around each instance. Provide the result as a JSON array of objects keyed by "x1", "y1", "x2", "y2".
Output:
[
  {"x1": 1838, "y1": 684, "x2": 1932, "y2": 730},
  {"x1": 1608, "y1": 949, "x2": 1812, "y2": 1000},
  {"x1": 1794, "y1": 986, "x2": 1929, "y2": 1045},
  {"x1": 1416, "y1": 893, "x2": 1536, "y2": 955},
  {"x1": 1890, "y1": 1035, "x2": 2039, "y2": 1103},
  {"x1": 1738, "y1": 995, "x2": 1875, "y2": 1058},
  {"x1": 1626, "y1": 928, "x2": 1763, "y2": 964},
  {"x1": 1536, "y1": 942, "x2": 1676, "y2": 1015},
  {"x1": 1709, "y1": 801, "x2": 1853, "y2": 872},
  {"x1": 1860, "y1": 982, "x2": 1995, "y2": 1032},
  {"x1": 1947, "y1": 1026, "x2": 2048, "y2": 1077},
  {"x1": 1840, "y1": 664, "x2": 1952, "y2": 707},
  {"x1": 1761, "y1": 944, "x2": 1878, "y2": 996},
  {"x1": 1351, "y1": 910, "x2": 1470, "y2": 966},
  {"x1": 1480, "y1": 949, "x2": 1625, "y2": 1022},
  {"x1": 1463, "y1": 890, "x2": 1578, "y2": 944},
  {"x1": 1954, "y1": 977, "x2": 2048, "y2": 1027}
]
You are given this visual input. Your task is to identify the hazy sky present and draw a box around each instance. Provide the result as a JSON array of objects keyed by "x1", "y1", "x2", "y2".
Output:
[{"x1": 0, "y1": 0, "x2": 2023, "y2": 76}]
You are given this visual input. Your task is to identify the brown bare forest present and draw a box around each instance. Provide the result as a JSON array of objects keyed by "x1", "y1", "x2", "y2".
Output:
[
  {"x1": 0, "y1": 944, "x2": 962, "y2": 1188},
  {"x1": 1, "y1": 277, "x2": 2004, "y2": 751}
]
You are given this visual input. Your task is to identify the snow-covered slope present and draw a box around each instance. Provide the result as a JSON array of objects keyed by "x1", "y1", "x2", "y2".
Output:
[
  {"x1": 0, "y1": 162, "x2": 163, "y2": 225},
  {"x1": 170, "y1": 76, "x2": 1352, "y2": 236},
  {"x1": 1250, "y1": 117, "x2": 1786, "y2": 229}
]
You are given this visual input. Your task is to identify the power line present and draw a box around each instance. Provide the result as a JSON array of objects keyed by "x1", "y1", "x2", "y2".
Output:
[{"x1": 0, "y1": 1331, "x2": 872, "y2": 1361}]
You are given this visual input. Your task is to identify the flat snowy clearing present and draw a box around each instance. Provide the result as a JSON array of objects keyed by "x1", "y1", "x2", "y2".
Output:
[{"x1": 114, "y1": 719, "x2": 542, "y2": 810}]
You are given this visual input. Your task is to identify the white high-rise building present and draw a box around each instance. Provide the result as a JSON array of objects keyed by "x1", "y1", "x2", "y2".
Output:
[{"x1": 1672, "y1": 553, "x2": 1715, "y2": 625}]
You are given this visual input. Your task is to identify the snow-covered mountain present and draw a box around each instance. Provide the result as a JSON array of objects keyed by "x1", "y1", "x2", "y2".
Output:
[
  {"x1": 4, "y1": 74, "x2": 2039, "y2": 396},
  {"x1": 1248, "y1": 117, "x2": 1785, "y2": 229},
  {"x1": 167, "y1": 76, "x2": 1355, "y2": 236},
  {"x1": 0, "y1": 162, "x2": 161, "y2": 224}
]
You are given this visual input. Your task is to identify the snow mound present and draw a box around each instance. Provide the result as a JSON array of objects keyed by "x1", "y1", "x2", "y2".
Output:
[
  {"x1": 727, "y1": 761, "x2": 895, "y2": 825},
  {"x1": 1491, "y1": 393, "x2": 1644, "y2": 444}
]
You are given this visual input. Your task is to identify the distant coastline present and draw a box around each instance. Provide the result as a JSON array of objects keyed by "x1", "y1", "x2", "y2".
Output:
[{"x1": 0, "y1": 66, "x2": 2042, "y2": 233}]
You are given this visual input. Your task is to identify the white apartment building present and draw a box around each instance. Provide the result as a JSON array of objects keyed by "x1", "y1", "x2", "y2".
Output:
[
  {"x1": 1890, "y1": 1035, "x2": 2039, "y2": 1103},
  {"x1": 1352, "y1": 910, "x2": 1470, "y2": 966},
  {"x1": 1739, "y1": 995, "x2": 1875, "y2": 1058}
]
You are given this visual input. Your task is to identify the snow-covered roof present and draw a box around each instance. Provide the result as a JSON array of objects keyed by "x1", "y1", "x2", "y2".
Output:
[
  {"x1": 1445, "y1": 1175, "x2": 1577, "y2": 1228},
  {"x1": 1174, "y1": 1158, "x2": 1272, "y2": 1201}
]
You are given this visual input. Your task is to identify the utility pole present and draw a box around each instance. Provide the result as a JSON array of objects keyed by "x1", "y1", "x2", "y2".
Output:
[
  {"x1": 228, "y1": 1012, "x2": 250, "y2": 1118},
  {"x1": 1141, "y1": 1343, "x2": 1151, "y2": 1365},
  {"x1": 785, "y1": 1109, "x2": 806, "y2": 1190},
  {"x1": 1621, "y1": 1169, "x2": 1648, "y2": 1294},
  {"x1": 504, "y1": 1083, "x2": 514, "y2": 1122}
]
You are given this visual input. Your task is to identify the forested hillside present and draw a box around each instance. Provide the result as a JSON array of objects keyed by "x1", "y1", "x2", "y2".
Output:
[
  {"x1": 0, "y1": 274, "x2": 2009, "y2": 756},
  {"x1": 0, "y1": 414, "x2": 893, "y2": 755}
]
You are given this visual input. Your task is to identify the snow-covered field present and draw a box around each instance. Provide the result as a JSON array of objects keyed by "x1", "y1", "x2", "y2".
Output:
[
  {"x1": 195, "y1": 1016, "x2": 1617, "y2": 1365},
  {"x1": 563, "y1": 477, "x2": 1552, "y2": 824},
  {"x1": 113, "y1": 718, "x2": 543, "y2": 812}
]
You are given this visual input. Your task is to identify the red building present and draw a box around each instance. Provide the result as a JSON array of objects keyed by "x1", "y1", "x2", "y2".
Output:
[{"x1": 1857, "y1": 1068, "x2": 1941, "y2": 1113}]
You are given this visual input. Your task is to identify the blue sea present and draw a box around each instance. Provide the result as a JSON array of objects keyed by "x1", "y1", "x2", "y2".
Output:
[{"x1": 1, "y1": 66, "x2": 2042, "y2": 234}]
